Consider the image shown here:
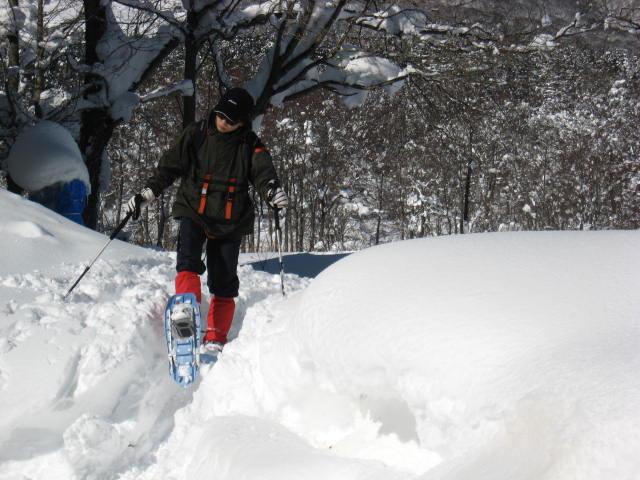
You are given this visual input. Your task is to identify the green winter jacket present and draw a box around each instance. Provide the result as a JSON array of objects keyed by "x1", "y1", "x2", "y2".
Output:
[{"x1": 146, "y1": 116, "x2": 280, "y2": 238}]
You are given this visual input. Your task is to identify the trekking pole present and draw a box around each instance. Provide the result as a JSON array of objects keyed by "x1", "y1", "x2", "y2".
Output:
[
  {"x1": 63, "y1": 211, "x2": 133, "y2": 300},
  {"x1": 273, "y1": 207, "x2": 286, "y2": 297}
]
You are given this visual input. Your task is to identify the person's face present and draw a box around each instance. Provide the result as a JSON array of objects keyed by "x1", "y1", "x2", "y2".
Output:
[{"x1": 216, "y1": 113, "x2": 243, "y2": 133}]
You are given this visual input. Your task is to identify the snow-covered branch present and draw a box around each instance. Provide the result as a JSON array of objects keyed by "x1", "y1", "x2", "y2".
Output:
[
  {"x1": 113, "y1": 0, "x2": 183, "y2": 30},
  {"x1": 243, "y1": 2, "x2": 423, "y2": 113},
  {"x1": 605, "y1": 7, "x2": 640, "y2": 33},
  {"x1": 139, "y1": 79, "x2": 194, "y2": 102},
  {"x1": 349, "y1": 5, "x2": 494, "y2": 42}
]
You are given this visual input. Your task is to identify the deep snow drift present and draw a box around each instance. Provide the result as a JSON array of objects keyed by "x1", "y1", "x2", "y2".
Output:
[{"x1": 0, "y1": 188, "x2": 639, "y2": 480}]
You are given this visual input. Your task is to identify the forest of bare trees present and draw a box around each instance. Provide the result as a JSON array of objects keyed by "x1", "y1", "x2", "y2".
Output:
[{"x1": 2, "y1": 1, "x2": 639, "y2": 252}]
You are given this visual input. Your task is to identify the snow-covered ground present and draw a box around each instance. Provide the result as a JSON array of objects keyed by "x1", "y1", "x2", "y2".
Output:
[{"x1": 1, "y1": 188, "x2": 639, "y2": 480}]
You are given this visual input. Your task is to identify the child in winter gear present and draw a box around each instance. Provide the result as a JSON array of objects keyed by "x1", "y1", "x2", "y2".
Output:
[{"x1": 126, "y1": 87, "x2": 288, "y2": 351}]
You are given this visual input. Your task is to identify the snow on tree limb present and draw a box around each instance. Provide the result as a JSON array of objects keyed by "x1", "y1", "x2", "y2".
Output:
[
  {"x1": 139, "y1": 79, "x2": 194, "y2": 103},
  {"x1": 86, "y1": 3, "x2": 180, "y2": 121},
  {"x1": 112, "y1": 0, "x2": 183, "y2": 30},
  {"x1": 605, "y1": 7, "x2": 640, "y2": 33},
  {"x1": 243, "y1": 1, "x2": 422, "y2": 112}
]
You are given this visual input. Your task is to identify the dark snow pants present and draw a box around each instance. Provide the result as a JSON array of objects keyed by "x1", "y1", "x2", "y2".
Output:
[{"x1": 176, "y1": 217, "x2": 241, "y2": 298}]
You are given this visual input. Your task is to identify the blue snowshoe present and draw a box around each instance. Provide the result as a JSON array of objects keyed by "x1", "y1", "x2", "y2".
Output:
[{"x1": 164, "y1": 293, "x2": 203, "y2": 387}]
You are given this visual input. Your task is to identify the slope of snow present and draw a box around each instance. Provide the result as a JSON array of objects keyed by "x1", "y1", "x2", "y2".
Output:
[
  {"x1": 0, "y1": 188, "x2": 639, "y2": 480},
  {"x1": 0, "y1": 190, "x2": 134, "y2": 274}
]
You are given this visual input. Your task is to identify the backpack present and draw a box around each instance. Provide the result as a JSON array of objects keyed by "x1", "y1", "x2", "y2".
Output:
[{"x1": 188, "y1": 118, "x2": 259, "y2": 220}]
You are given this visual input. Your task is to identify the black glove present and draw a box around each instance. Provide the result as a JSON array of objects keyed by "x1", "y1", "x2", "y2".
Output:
[{"x1": 126, "y1": 187, "x2": 155, "y2": 219}]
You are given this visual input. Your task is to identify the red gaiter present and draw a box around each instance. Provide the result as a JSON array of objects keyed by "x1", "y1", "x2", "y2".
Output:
[
  {"x1": 175, "y1": 271, "x2": 201, "y2": 303},
  {"x1": 204, "y1": 296, "x2": 235, "y2": 344}
]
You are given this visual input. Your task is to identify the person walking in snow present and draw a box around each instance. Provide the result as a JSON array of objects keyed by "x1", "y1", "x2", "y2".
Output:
[{"x1": 126, "y1": 87, "x2": 288, "y2": 357}]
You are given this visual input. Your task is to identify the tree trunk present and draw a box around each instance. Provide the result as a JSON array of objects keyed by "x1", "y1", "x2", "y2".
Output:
[
  {"x1": 375, "y1": 172, "x2": 384, "y2": 245},
  {"x1": 5, "y1": 0, "x2": 23, "y2": 194},
  {"x1": 80, "y1": 111, "x2": 118, "y2": 229},
  {"x1": 81, "y1": 0, "x2": 116, "y2": 229},
  {"x1": 7, "y1": 0, "x2": 19, "y2": 97},
  {"x1": 461, "y1": 161, "x2": 472, "y2": 234},
  {"x1": 32, "y1": 0, "x2": 45, "y2": 116},
  {"x1": 461, "y1": 130, "x2": 474, "y2": 234},
  {"x1": 183, "y1": 9, "x2": 199, "y2": 128},
  {"x1": 156, "y1": 196, "x2": 166, "y2": 248}
]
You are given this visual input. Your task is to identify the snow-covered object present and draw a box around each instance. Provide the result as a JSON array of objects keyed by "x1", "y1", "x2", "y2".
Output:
[
  {"x1": 6, "y1": 121, "x2": 90, "y2": 193},
  {"x1": 0, "y1": 184, "x2": 639, "y2": 479}
]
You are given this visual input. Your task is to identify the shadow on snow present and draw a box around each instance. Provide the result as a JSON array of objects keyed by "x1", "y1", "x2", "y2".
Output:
[{"x1": 245, "y1": 252, "x2": 351, "y2": 279}]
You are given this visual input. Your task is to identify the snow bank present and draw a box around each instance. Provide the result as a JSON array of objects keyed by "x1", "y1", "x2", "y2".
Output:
[
  {"x1": 292, "y1": 231, "x2": 640, "y2": 479},
  {"x1": 6, "y1": 121, "x2": 90, "y2": 192}
]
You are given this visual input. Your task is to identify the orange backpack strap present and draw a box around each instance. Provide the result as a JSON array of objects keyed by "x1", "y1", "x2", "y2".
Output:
[
  {"x1": 225, "y1": 178, "x2": 237, "y2": 220},
  {"x1": 198, "y1": 174, "x2": 212, "y2": 214}
]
